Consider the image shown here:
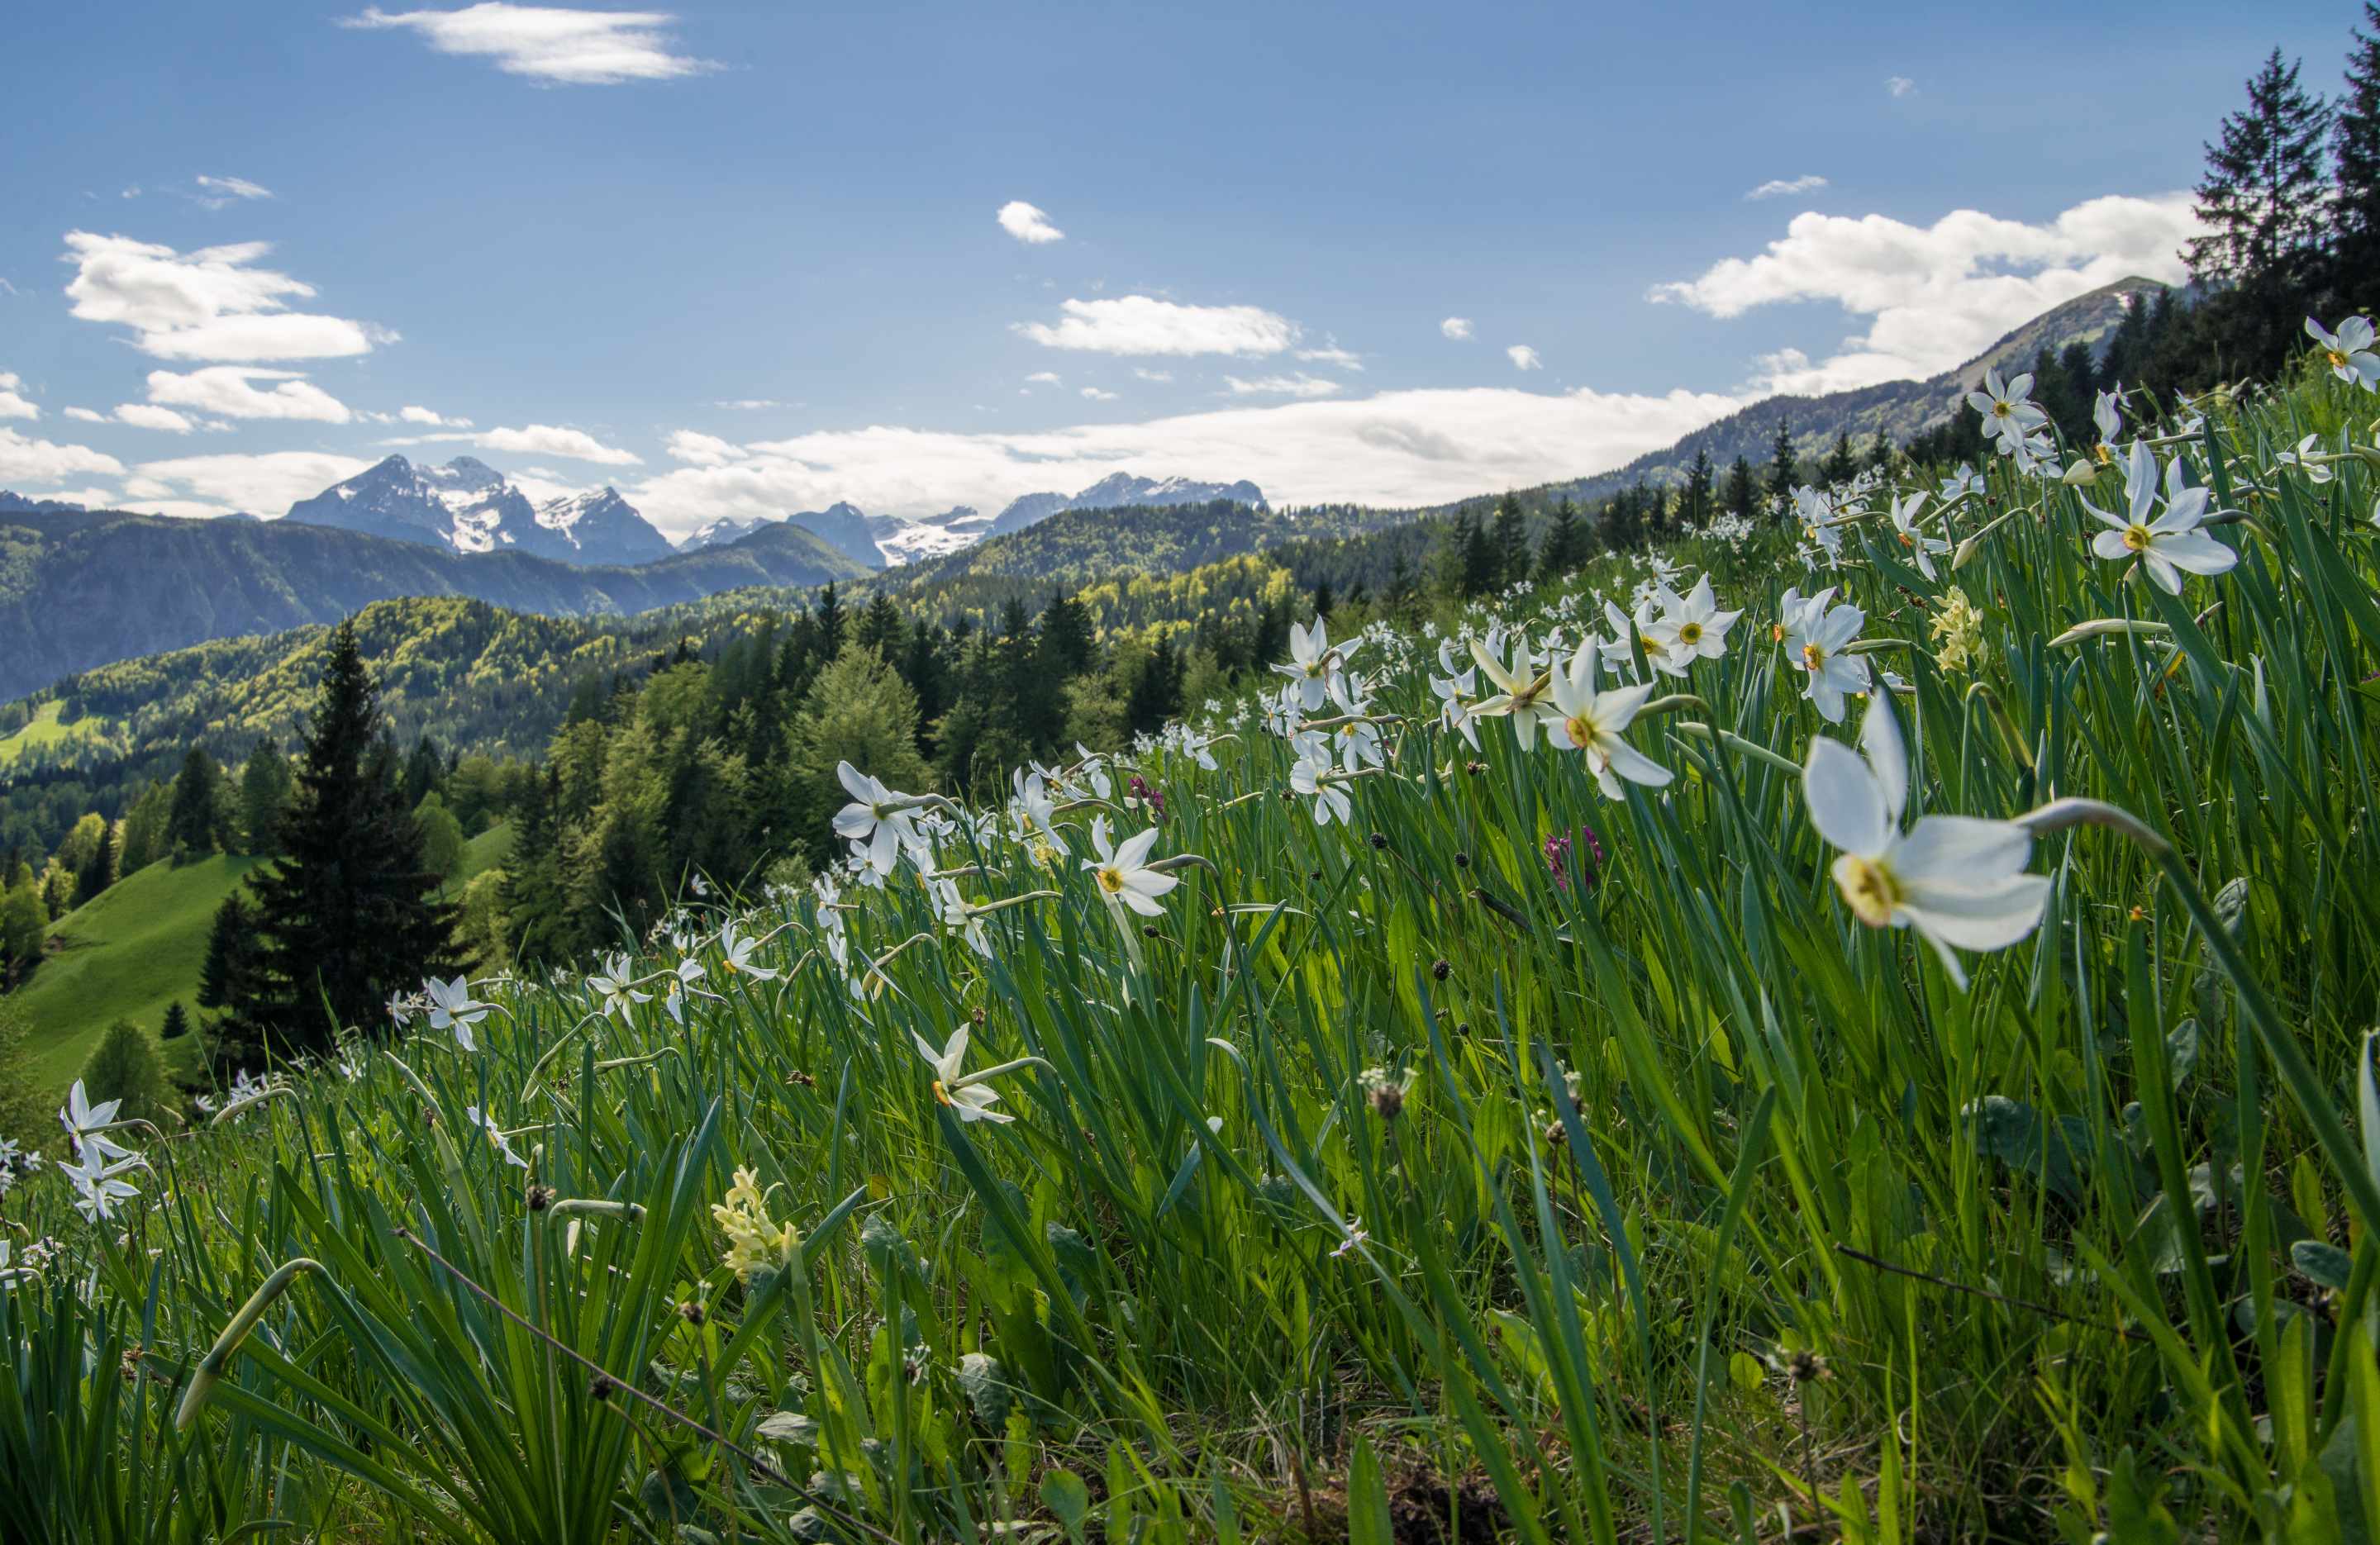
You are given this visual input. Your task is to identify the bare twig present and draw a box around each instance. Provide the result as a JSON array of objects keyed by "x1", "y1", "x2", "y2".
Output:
[{"x1": 1832, "y1": 1243, "x2": 2148, "y2": 1341}]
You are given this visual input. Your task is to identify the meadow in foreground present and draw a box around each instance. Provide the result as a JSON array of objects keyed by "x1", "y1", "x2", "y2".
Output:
[{"x1": 9, "y1": 327, "x2": 2380, "y2": 1542}]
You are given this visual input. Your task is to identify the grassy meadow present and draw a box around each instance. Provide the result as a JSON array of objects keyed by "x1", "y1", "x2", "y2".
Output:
[
  {"x1": 8, "y1": 353, "x2": 2380, "y2": 1541},
  {"x1": 17, "y1": 821, "x2": 511, "y2": 1096}
]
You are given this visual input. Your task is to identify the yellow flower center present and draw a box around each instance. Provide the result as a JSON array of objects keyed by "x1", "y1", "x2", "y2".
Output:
[
  {"x1": 931, "y1": 1079, "x2": 953, "y2": 1106},
  {"x1": 1991, "y1": 402, "x2": 2012, "y2": 419},
  {"x1": 1897, "y1": 530, "x2": 1913, "y2": 546},
  {"x1": 1096, "y1": 867, "x2": 1126, "y2": 895},
  {"x1": 1831, "y1": 853, "x2": 1902, "y2": 928},
  {"x1": 2093, "y1": 442, "x2": 2115, "y2": 465},
  {"x1": 1564, "y1": 713, "x2": 1599, "y2": 749},
  {"x1": 1677, "y1": 621, "x2": 1702, "y2": 646},
  {"x1": 2121, "y1": 524, "x2": 2153, "y2": 553},
  {"x1": 2329, "y1": 349, "x2": 2350, "y2": 370},
  {"x1": 1771, "y1": 622, "x2": 1787, "y2": 643},
  {"x1": 1801, "y1": 642, "x2": 1826, "y2": 672}
]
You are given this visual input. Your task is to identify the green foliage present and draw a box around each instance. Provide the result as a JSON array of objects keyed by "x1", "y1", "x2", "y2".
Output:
[
  {"x1": 792, "y1": 647, "x2": 928, "y2": 830},
  {"x1": 414, "y1": 792, "x2": 466, "y2": 881},
  {"x1": 78, "y1": 1019, "x2": 170, "y2": 1128}
]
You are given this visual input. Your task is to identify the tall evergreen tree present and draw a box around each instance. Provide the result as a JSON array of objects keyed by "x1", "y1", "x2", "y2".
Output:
[
  {"x1": 1722, "y1": 455, "x2": 1757, "y2": 519},
  {"x1": 2337, "y1": 5, "x2": 2380, "y2": 313},
  {"x1": 166, "y1": 748, "x2": 225, "y2": 858},
  {"x1": 1490, "y1": 493, "x2": 1529, "y2": 587},
  {"x1": 814, "y1": 582, "x2": 848, "y2": 662},
  {"x1": 2187, "y1": 50, "x2": 2335, "y2": 372},
  {"x1": 1765, "y1": 421, "x2": 1799, "y2": 516},
  {"x1": 239, "y1": 739, "x2": 293, "y2": 856},
  {"x1": 243, "y1": 619, "x2": 458, "y2": 1053},
  {"x1": 1683, "y1": 448, "x2": 1716, "y2": 528},
  {"x1": 855, "y1": 592, "x2": 905, "y2": 657},
  {"x1": 1820, "y1": 431, "x2": 1858, "y2": 485},
  {"x1": 77, "y1": 818, "x2": 116, "y2": 902},
  {"x1": 1536, "y1": 496, "x2": 1583, "y2": 578}
]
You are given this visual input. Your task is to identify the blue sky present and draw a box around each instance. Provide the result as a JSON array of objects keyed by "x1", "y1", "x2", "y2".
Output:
[{"x1": 0, "y1": 1, "x2": 2359, "y2": 535}]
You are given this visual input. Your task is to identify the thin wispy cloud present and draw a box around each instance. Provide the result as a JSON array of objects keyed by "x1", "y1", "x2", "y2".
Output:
[
  {"x1": 343, "y1": 4, "x2": 714, "y2": 85},
  {"x1": 1887, "y1": 76, "x2": 1916, "y2": 97},
  {"x1": 146, "y1": 366, "x2": 351, "y2": 423},
  {"x1": 1746, "y1": 174, "x2": 1828, "y2": 201},
  {"x1": 997, "y1": 201, "x2": 1065, "y2": 244},
  {"x1": 1223, "y1": 373, "x2": 1340, "y2": 399},
  {"x1": 1015, "y1": 295, "x2": 1299, "y2": 357},
  {"x1": 193, "y1": 175, "x2": 274, "y2": 209}
]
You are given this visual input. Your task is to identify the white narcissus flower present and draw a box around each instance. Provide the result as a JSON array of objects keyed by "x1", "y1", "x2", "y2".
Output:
[
  {"x1": 831, "y1": 762, "x2": 915, "y2": 877},
  {"x1": 1886, "y1": 492, "x2": 1949, "y2": 582},
  {"x1": 60, "y1": 1080, "x2": 136, "y2": 1162},
  {"x1": 2092, "y1": 386, "x2": 2123, "y2": 461},
  {"x1": 1468, "y1": 634, "x2": 1554, "y2": 749},
  {"x1": 2274, "y1": 433, "x2": 2335, "y2": 485},
  {"x1": 1802, "y1": 695, "x2": 2051, "y2": 988},
  {"x1": 912, "y1": 1024, "x2": 1014, "y2": 1124},
  {"x1": 1781, "y1": 587, "x2": 1872, "y2": 725},
  {"x1": 2307, "y1": 315, "x2": 2380, "y2": 390},
  {"x1": 1275, "y1": 618, "x2": 1356, "y2": 711},
  {"x1": 1645, "y1": 575, "x2": 1741, "y2": 666},
  {"x1": 1291, "y1": 746, "x2": 1352, "y2": 825},
  {"x1": 423, "y1": 976, "x2": 489, "y2": 1052},
  {"x1": 718, "y1": 923, "x2": 778, "y2": 981},
  {"x1": 1546, "y1": 641, "x2": 1672, "y2": 799},
  {"x1": 1083, "y1": 815, "x2": 1177, "y2": 917},
  {"x1": 2082, "y1": 441, "x2": 2237, "y2": 596},
  {"x1": 1967, "y1": 368, "x2": 2047, "y2": 444}
]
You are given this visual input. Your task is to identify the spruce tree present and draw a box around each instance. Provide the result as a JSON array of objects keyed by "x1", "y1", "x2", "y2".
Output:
[
  {"x1": 1820, "y1": 431, "x2": 1858, "y2": 485},
  {"x1": 244, "y1": 619, "x2": 458, "y2": 1053},
  {"x1": 239, "y1": 739, "x2": 293, "y2": 856},
  {"x1": 161, "y1": 1000, "x2": 193, "y2": 1042},
  {"x1": 2338, "y1": 5, "x2": 2380, "y2": 312},
  {"x1": 1722, "y1": 455, "x2": 1757, "y2": 519},
  {"x1": 1683, "y1": 449, "x2": 1716, "y2": 528},
  {"x1": 2187, "y1": 50, "x2": 2335, "y2": 370},
  {"x1": 79, "y1": 1020, "x2": 170, "y2": 1129},
  {"x1": 167, "y1": 748, "x2": 225, "y2": 858},
  {"x1": 814, "y1": 582, "x2": 848, "y2": 661},
  {"x1": 1537, "y1": 496, "x2": 1582, "y2": 578},
  {"x1": 1765, "y1": 421, "x2": 1800, "y2": 516},
  {"x1": 1490, "y1": 493, "x2": 1529, "y2": 587}
]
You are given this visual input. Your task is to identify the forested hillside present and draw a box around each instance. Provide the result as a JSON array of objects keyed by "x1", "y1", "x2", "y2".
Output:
[{"x1": 0, "y1": 507, "x2": 868, "y2": 702}]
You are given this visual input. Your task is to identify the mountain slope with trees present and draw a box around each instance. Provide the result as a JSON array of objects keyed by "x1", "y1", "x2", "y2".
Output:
[{"x1": 0, "y1": 506, "x2": 869, "y2": 703}]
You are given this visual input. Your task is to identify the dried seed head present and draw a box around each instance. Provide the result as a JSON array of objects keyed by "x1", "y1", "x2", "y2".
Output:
[
  {"x1": 1142, "y1": 924, "x2": 1159, "y2": 939},
  {"x1": 678, "y1": 1299, "x2": 707, "y2": 1326},
  {"x1": 525, "y1": 1183, "x2": 555, "y2": 1213},
  {"x1": 970, "y1": 1006, "x2": 987, "y2": 1027},
  {"x1": 1430, "y1": 958, "x2": 1450, "y2": 981},
  {"x1": 1454, "y1": 851, "x2": 1471, "y2": 869},
  {"x1": 1368, "y1": 831, "x2": 1388, "y2": 850},
  {"x1": 784, "y1": 1069, "x2": 817, "y2": 1088},
  {"x1": 590, "y1": 1372, "x2": 617, "y2": 1401},
  {"x1": 1785, "y1": 1349, "x2": 1829, "y2": 1385}
]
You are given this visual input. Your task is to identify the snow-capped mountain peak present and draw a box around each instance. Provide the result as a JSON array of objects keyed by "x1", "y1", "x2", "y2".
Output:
[{"x1": 283, "y1": 457, "x2": 672, "y2": 567}]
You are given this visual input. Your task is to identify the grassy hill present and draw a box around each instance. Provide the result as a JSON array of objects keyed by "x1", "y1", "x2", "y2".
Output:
[
  {"x1": 15, "y1": 853, "x2": 263, "y2": 1091},
  {"x1": 14, "y1": 820, "x2": 512, "y2": 1096}
]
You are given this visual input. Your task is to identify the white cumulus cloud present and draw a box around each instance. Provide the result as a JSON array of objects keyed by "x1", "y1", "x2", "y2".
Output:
[
  {"x1": 145, "y1": 366, "x2": 352, "y2": 423},
  {"x1": 621, "y1": 383, "x2": 1740, "y2": 539},
  {"x1": 1440, "y1": 316, "x2": 1473, "y2": 340},
  {"x1": 1747, "y1": 174, "x2": 1828, "y2": 201},
  {"x1": 0, "y1": 373, "x2": 35, "y2": 420},
  {"x1": 1507, "y1": 345, "x2": 1541, "y2": 371},
  {"x1": 60, "y1": 231, "x2": 386, "y2": 362},
  {"x1": 666, "y1": 428, "x2": 741, "y2": 465},
  {"x1": 997, "y1": 201, "x2": 1064, "y2": 244},
  {"x1": 343, "y1": 4, "x2": 713, "y2": 84},
  {"x1": 64, "y1": 406, "x2": 107, "y2": 423},
  {"x1": 1651, "y1": 193, "x2": 2201, "y2": 395},
  {"x1": 112, "y1": 403, "x2": 197, "y2": 433},
  {"x1": 124, "y1": 449, "x2": 372, "y2": 515},
  {"x1": 0, "y1": 427, "x2": 126, "y2": 483},
  {"x1": 1015, "y1": 295, "x2": 1298, "y2": 357},
  {"x1": 398, "y1": 403, "x2": 471, "y2": 426}
]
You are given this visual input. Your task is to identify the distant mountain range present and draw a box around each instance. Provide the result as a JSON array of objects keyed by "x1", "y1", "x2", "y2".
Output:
[
  {"x1": 285, "y1": 455, "x2": 676, "y2": 568},
  {"x1": 0, "y1": 506, "x2": 867, "y2": 704},
  {"x1": 679, "y1": 475, "x2": 1271, "y2": 570}
]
